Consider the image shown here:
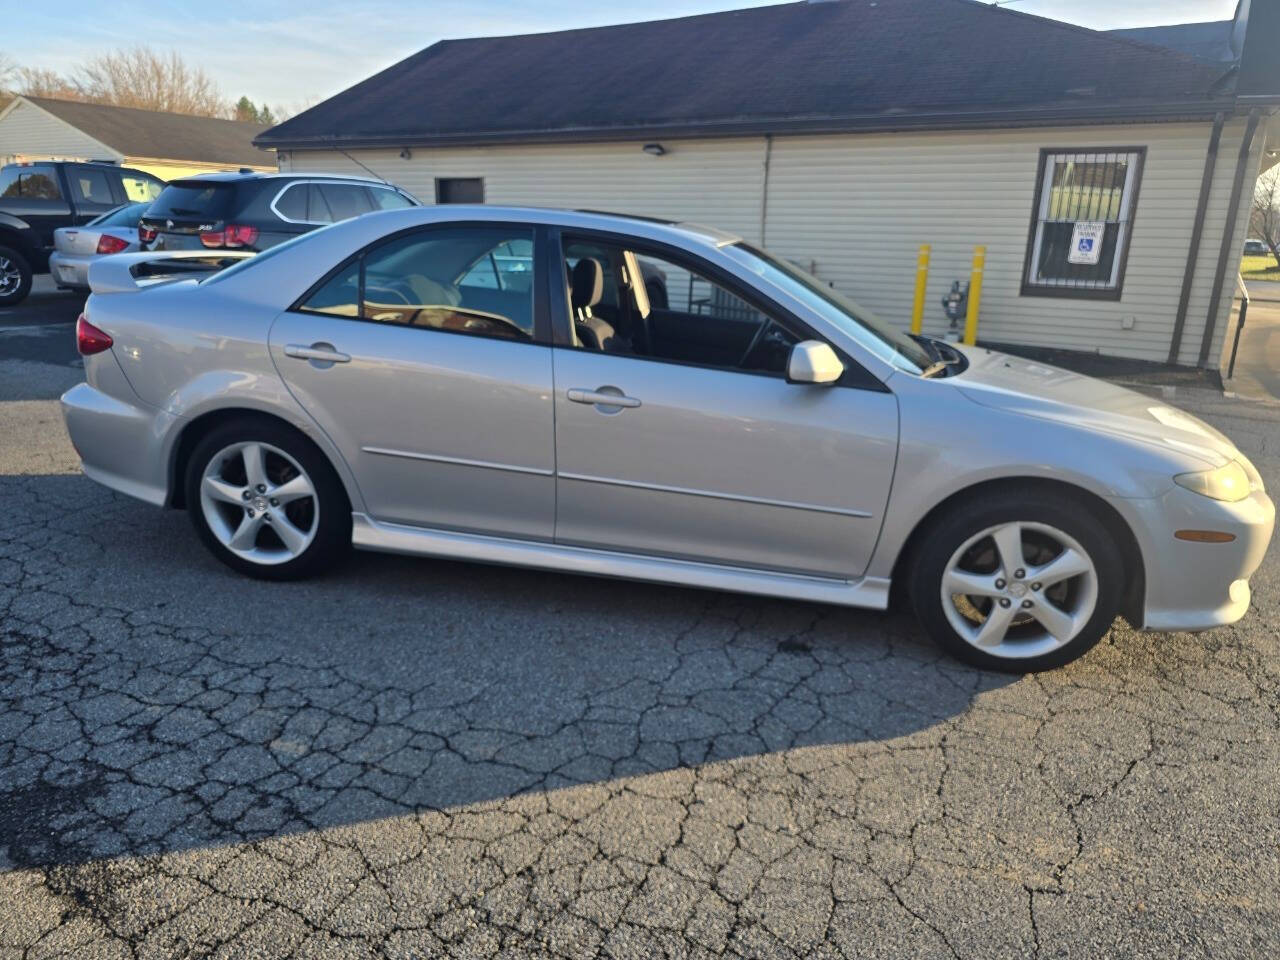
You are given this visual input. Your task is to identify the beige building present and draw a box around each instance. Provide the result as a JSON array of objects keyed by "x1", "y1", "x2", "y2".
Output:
[
  {"x1": 261, "y1": 0, "x2": 1280, "y2": 369},
  {"x1": 0, "y1": 96, "x2": 272, "y2": 180}
]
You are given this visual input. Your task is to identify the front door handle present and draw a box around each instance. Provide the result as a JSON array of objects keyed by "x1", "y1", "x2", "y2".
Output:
[
  {"x1": 284, "y1": 342, "x2": 351, "y2": 364},
  {"x1": 567, "y1": 387, "x2": 641, "y2": 409}
]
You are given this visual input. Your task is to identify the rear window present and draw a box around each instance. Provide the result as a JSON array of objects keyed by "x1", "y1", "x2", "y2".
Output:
[
  {"x1": 91, "y1": 202, "x2": 148, "y2": 227},
  {"x1": 146, "y1": 182, "x2": 234, "y2": 221}
]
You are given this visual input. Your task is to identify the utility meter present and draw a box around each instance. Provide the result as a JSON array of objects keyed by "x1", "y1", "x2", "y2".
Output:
[{"x1": 941, "y1": 281, "x2": 969, "y2": 342}]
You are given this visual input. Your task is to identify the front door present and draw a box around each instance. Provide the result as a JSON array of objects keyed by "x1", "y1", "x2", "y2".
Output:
[
  {"x1": 552, "y1": 238, "x2": 897, "y2": 578},
  {"x1": 270, "y1": 223, "x2": 556, "y2": 541}
]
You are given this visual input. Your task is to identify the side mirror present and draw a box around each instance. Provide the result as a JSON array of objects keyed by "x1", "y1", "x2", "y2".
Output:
[{"x1": 786, "y1": 340, "x2": 844, "y2": 385}]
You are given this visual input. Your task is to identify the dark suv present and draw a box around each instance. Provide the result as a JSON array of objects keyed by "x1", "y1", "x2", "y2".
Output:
[
  {"x1": 140, "y1": 172, "x2": 418, "y2": 254},
  {"x1": 0, "y1": 160, "x2": 165, "y2": 305}
]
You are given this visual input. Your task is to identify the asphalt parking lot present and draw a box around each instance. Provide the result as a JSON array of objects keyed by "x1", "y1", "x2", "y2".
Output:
[{"x1": 2, "y1": 282, "x2": 1279, "y2": 959}]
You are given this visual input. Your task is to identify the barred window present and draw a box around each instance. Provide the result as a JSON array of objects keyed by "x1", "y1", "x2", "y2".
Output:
[{"x1": 1022, "y1": 148, "x2": 1144, "y2": 299}]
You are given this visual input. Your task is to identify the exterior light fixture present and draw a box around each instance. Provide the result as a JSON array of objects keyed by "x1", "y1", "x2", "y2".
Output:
[
  {"x1": 400, "y1": 148, "x2": 412, "y2": 160},
  {"x1": 642, "y1": 143, "x2": 666, "y2": 156}
]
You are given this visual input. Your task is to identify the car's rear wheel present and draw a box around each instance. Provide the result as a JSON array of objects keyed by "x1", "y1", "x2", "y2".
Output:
[
  {"x1": 909, "y1": 491, "x2": 1124, "y2": 672},
  {"x1": 185, "y1": 419, "x2": 350, "y2": 580},
  {"x1": 0, "y1": 246, "x2": 33, "y2": 307}
]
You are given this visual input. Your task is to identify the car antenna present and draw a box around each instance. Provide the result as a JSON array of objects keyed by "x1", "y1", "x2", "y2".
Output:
[{"x1": 337, "y1": 148, "x2": 390, "y2": 185}]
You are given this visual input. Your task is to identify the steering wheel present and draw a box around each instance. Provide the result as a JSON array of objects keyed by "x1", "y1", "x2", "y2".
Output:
[{"x1": 737, "y1": 319, "x2": 775, "y2": 369}]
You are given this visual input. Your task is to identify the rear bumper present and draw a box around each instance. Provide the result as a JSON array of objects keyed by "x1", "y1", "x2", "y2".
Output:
[
  {"x1": 48, "y1": 251, "x2": 90, "y2": 290},
  {"x1": 1122, "y1": 485, "x2": 1275, "y2": 632},
  {"x1": 61, "y1": 382, "x2": 176, "y2": 506}
]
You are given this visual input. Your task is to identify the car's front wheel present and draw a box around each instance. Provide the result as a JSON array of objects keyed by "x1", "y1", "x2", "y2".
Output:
[
  {"x1": 909, "y1": 491, "x2": 1124, "y2": 672},
  {"x1": 185, "y1": 419, "x2": 351, "y2": 580},
  {"x1": 0, "y1": 245, "x2": 33, "y2": 307}
]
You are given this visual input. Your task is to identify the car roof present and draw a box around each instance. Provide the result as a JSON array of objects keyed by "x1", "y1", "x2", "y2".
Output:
[{"x1": 165, "y1": 171, "x2": 398, "y2": 187}]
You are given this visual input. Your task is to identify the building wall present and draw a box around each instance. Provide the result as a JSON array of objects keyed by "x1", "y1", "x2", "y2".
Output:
[
  {"x1": 122, "y1": 157, "x2": 274, "y2": 181},
  {"x1": 0, "y1": 99, "x2": 121, "y2": 165},
  {"x1": 281, "y1": 119, "x2": 1267, "y2": 367}
]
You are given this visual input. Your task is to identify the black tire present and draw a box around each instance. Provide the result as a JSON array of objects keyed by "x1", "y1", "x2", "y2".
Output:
[
  {"x1": 184, "y1": 417, "x2": 351, "y2": 581},
  {"x1": 0, "y1": 245, "x2": 33, "y2": 307},
  {"x1": 908, "y1": 490, "x2": 1124, "y2": 672}
]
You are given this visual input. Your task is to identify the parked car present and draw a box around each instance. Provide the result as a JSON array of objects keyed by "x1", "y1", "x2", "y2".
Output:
[
  {"x1": 48, "y1": 201, "x2": 150, "y2": 291},
  {"x1": 1244, "y1": 238, "x2": 1269, "y2": 256},
  {"x1": 0, "y1": 161, "x2": 165, "y2": 305},
  {"x1": 62, "y1": 207, "x2": 1273, "y2": 672},
  {"x1": 139, "y1": 172, "x2": 418, "y2": 254}
]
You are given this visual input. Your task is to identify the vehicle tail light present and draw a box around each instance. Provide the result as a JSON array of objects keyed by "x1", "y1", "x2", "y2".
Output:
[
  {"x1": 76, "y1": 314, "x2": 113, "y2": 355},
  {"x1": 201, "y1": 224, "x2": 259, "y2": 249},
  {"x1": 96, "y1": 234, "x2": 130, "y2": 255},
  {"x1": 139, "y1": 224, "x2": 157, "y2": 243}
]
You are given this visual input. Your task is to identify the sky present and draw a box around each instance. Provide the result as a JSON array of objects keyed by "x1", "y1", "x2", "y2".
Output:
[{"x1": 4, "y1": 0, "x2": 1240, "y2": 112}]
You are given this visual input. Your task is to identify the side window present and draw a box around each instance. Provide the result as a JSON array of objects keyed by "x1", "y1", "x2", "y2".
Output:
[
  {"x1": 298, "y1": 259, "x2": 359, "y2": 317},
  {"x1": 70, "y1": 168, "x2": 114, "y2": 205},
  {"x1": 0, "y1": 165, "x2": 62, "y2": 200},
  {"x1": 370, "y1": 187, "x2": 415, "y2": 210},
  {"x1": 318, "y1": 183, "x2": 373, "y2": 222},
  {"x1": 458, "y1": 238, "x2": 534, "y2": 294},
  {"x1": 121, "y1": 174, "x2": 164, "y2": 203},
  {"x1": 305, "y1": 183, "x2": 333, "y2": 223},
  {"x1": 274, "y1": 183, "x2": 308, "y2": 221},
  {"x1": 563, "y1": 236, "x2": 799, "y2": 374}
]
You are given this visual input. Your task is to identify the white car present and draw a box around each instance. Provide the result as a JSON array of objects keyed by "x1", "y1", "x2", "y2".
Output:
[{"x1": 50, "y1": 202, "x2": 148, "y2": 291}]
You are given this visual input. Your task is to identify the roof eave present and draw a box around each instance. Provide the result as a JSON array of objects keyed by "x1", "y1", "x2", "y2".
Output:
[{"x1": 257, "y1": 98, "x2": 1242, "y2": 150}]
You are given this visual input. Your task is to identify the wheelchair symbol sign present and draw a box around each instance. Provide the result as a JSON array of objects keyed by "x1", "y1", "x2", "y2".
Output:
[{"x1": 1068, "y1": 221, "x2": 1105, "y2": 265}]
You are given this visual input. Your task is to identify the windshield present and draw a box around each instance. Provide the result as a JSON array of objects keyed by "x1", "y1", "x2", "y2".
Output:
[
  {"x1": 723, "y1": 243, "x2": 933, "y2": 374},
  {"x1": 90, "y1": 202, "x2": 148, "y2": 228}
]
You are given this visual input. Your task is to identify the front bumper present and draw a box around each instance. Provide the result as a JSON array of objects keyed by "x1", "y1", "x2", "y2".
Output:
[
  {"x1": 61, "y1": 381, "x2": 176, "y2": 506},
  {"x1": 48, "y1": 251, "x2": 90, "y2": 290},
  {"x1": 1120, "y1": 484, "x2": 1275, "y2": 631}
]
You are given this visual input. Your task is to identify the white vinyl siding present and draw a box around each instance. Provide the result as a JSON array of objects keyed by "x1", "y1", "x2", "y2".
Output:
[
  {"x1": 0, "y1": 99, "x2": 122, "y2": 166},
  {"x1": 281, "y1": 118, "x2": 1268, "y2": 368}
]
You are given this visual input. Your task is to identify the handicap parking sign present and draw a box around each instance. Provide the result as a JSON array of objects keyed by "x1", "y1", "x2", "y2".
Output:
[{"x1": 1068, "y1": 221, "x2": 1105, "y2": 265}]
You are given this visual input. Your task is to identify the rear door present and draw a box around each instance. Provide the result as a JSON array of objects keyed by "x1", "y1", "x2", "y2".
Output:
[
  {"x1": 64, "y1": 165, "x2": 119, "y2": 224},
  {"x1": 269, "y1": 222, "x2": 556, "y2": 539}
]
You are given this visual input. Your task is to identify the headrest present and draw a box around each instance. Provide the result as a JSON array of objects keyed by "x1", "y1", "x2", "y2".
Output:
[{"x1": 571, "y1": 258, "x2": 604, "y2": 310}]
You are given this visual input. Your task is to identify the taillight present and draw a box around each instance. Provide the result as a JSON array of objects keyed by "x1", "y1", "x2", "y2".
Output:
[
  {"x1": 139, "y1": 224, "x2": 157, "y2": 243},
  {"x1": 96, "y1": 234, "x2": 129, "y2": 255},
  {"x1": 76, "y1": 314, "x2": 113, "y2": 355},
  {"x1": 200, "y1": 224, "x2": 259, "y2": 249}
]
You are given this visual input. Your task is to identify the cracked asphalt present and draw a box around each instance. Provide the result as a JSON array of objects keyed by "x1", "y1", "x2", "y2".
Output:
[{"x1": 2, "y1": 285, "x2": 1279, "y2": 958}]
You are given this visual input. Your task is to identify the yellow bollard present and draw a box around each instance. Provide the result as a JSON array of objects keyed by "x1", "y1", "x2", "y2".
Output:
[
  {"x1": 963, "y1": 245, "x2": 986, "y2": 346},
  {"x1": 909, "y1": 244, "x2": 931, "y2": 335}
]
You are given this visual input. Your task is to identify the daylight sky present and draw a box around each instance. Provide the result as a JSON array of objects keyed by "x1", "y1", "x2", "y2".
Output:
[{"x1": 6, "y1": 0, "x2": 1240, "y2": 111}]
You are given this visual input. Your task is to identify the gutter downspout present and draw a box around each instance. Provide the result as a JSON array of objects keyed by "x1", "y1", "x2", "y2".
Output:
[
  {"x1": 760, "y1": 134, "x2": 773, "y2": 247},
  {"x1": 1198, "y1": 108, "x2": 1262, "y2": 368},
  {"x1": 1167, "y1": 113, "x2": 1225, "y2": 364}
]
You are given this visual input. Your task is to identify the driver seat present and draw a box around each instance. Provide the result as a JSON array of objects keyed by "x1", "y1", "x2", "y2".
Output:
[{"x1": 571, "y1": 258, "x2": 623, "y2": 352}]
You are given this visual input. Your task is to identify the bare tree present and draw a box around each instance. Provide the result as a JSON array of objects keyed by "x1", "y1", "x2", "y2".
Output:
[
  {"x1": 74, "y1": 47, "x2": 226, "y2": 117},
  {"x1": 0, "y1": 53, "x2": 16, "y2": 94},
  {"x1": 1252, "y1": 166, "x2": 1280, "y2": 269},
  {"x1": 16, "y1": 67, "x2": 79, "y2": 100}
]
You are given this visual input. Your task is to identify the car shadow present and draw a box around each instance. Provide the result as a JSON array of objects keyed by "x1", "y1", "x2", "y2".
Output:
[{"x1": 0, "y1": 472, "x2": 1016, "y2": 871}]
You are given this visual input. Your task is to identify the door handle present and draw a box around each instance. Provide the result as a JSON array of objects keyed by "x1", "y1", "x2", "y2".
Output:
[
  {"x1": 284, "y1": 343, "x2": 351, "y2": 363},
  {"x1": 567, "y1": 387, "x2": 641, "y2": 409}
]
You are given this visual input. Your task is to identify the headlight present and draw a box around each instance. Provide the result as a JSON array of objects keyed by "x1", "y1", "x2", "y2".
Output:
[{"x1": 1173, "y1": 461, "x2": 1251, "y2": 502}]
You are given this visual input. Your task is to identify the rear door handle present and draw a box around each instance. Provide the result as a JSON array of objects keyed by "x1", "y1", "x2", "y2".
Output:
[
  {"x1": 567, "y1": 387, "x2": 641, "y2": 409},
  {"x1": 284, "y1": 342, "x2": 351, "y2": 364}
]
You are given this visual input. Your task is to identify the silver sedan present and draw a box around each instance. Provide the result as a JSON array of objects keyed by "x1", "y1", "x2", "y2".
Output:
[
  {"x1": 61, "y1": 207, "x2": 1274, "y2": 671},
  {"x1": 49, "y1": 202, "x2": 148, "y2": 290}
]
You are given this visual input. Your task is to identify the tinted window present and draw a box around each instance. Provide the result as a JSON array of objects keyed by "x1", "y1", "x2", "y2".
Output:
[
  {"x1": 360, "y1": 226, "x2": 534, "y2": 339},
  {"x1": 318, "y1": 183, "x2": 372, "y2": 222},
  {"x1": 435, "y1": 178, "x2": 484, "y2": 204},
  {"x1": 299, "y1": 259, "x2": 359, "y2": 317},
  {"x1": 274, "y1": 183, "x2": 308, "y2": 221},
  {"x1": 371, "y1": 187, "x2": 414, "y2": 210},
  {"x1": 148, "y1": 182, "x2": 234, "y2": 220},
  {"x1": 91, "y1": 202, "x2": 148, "y2": 227},
  {"x1": 0, "y1": 166, "x2": 61, "y2": 199},
  {"x1": 121, "y1": 174, "x2": 164, "y2": 203},
  {"x1": 71, "y1": 168, "x2": 114, "y2": 204}
]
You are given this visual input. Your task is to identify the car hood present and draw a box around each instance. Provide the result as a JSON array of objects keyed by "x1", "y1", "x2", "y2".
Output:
[{"x1": 951, "y1": 346, "x2": 1236, "y2": 468}]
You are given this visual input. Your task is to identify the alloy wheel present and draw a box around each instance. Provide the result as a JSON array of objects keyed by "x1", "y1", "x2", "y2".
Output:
[
  {"x1": 199, "y1": 441, "x2": 319, "y2": 565},
  {"x1": 0, "y1": 256, "x2": 20, "y2": 297},
  {"x1": 940, "y1": 521, "x2": 1099, "y2": 660}
]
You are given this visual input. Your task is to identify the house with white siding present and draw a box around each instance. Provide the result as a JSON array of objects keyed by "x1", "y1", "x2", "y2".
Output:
[
  {"x1": 0, "y1": 97, "x2": 272, "y2": 180},
  {"x1": 257, "y1": 0, "x2": 1280, "y2": 369}
]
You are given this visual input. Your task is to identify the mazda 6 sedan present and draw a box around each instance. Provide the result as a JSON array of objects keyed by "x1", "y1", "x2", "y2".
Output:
[{"x1": 61, "y1": 207, "x2": 1274, "y2": 672}]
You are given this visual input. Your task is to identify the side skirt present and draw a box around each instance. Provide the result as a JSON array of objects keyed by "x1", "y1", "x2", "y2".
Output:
[{"x1": 351, "y1": 513, "x2": 891, "y2": 610}]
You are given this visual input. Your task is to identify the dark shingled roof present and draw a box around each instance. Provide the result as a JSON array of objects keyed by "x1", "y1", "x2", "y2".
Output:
[
  {"x1": 26, "y1": 97, "x2": 269, "y2": 166},
  {"x1": 1108, "y1": 21, "x2": 1237, "y2": 63},
  {"x1": 258, "y1": 0, "x2": 1234, "y2": 150}
]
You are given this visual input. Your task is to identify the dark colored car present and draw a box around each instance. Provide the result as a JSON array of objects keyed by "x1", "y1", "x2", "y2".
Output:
[
  {"x1": 0, "y1": 160, "x2": 165, "y2": 305},
  {"x1": 140, "y1": 173, "x2": 418, "y2": 254},
  {"x1": 1244, "y1": 239, "x2": 1269, "y2": 257}
]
